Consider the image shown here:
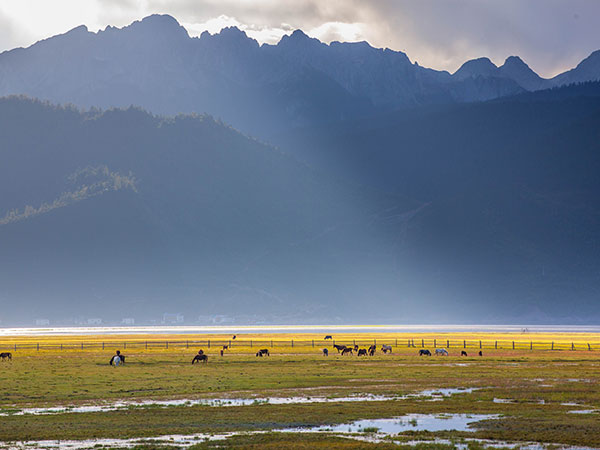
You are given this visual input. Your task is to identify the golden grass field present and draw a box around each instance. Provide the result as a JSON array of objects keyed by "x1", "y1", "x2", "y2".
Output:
[{"x1": 0, "y1": 331, "x2": 599, "y2": 449}]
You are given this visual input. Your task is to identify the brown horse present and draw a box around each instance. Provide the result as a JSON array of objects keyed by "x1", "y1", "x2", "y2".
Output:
[
  {"x1": 256, "y1": 349, "x2": 270, "y2": 357},
  {"x1": 0, "y1": 352, "x2": 11, "y2": 361},
  {"x1": 192, "y1": 354, "x2": 208, "y2": 364},
  {"x1": 341, "y1": 347, "x2": 353, "y2": 355}
]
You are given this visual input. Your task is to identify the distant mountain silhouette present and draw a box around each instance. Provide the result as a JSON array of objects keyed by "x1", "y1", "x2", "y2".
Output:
[
  {"x1": 0, "y1": 97, "x2": 422, "y2": 324},
  {"x1": 1, "y1": 15, "x2": 599, "y2": 137},
  {"x1": 272, "y1": 82, "x2": 600, "y2": 323}
]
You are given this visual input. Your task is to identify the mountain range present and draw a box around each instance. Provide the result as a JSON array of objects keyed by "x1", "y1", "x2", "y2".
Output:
[
  {"x1": 2, "y1": 16, "x2": 600, "y2": 325},
  {"x1": 1, "y1": 14, "x2": 599, "y2": 137}
]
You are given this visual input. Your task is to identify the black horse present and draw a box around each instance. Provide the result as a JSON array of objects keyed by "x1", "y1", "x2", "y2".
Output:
[
  {"x1": 341, "y1": 347, "x2": 353, "y2": 355},
  {"x1": 192, "y1": 354, "x2": 208, "y2": 364},
  {"x1": 461, "y1": 351, "x2": 468, "y2": 356},
  {"x1": 256, "y1": 349, "x2": 270, "y2": 357},
  {"x1": 357, "y1": 349, "x2": 367, "y2": 356},
  {"x1": 333, "y1": 344, "x2": 346, "y2": 353},
  {"x1": 368, "y1": 345, "x2": 376, "y2": 356},
  {"x1": 324, "y1": 335, "x2": 333, "y2": 340},
  {"x1": 0, "y1": 352, "x2": 12, "y2": 361},
  {"x1": 419, "y1": 349, "x2": 432, "y2": 356}
]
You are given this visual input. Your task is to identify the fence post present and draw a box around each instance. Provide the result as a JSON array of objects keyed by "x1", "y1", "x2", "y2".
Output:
[
  {"x1": 512, "y1": 341, "x2": 515, "y2": 350},
  {"x1": 37, "y1": 343, "x2": 39, "y2": 351},
  {"x1": 208, "y1": 339, "x2": 210, "y2": 348},
  {"x1": 102, "y1": 342, "x2": 105, "y2": 350},
  {"x1": 353, "y1": 340, "x2": 355, "y2": 346},
  {"x1": 434, "y1": 339, "x2": 436, "y2": 347},
  {"x1": 422, "y1": 339, "x2": 424, "y2": 348},
  {"x1": 447, "y1": 340, "x2": 450, "y2": 348},
  {"x1": 145, "y1": 341, "x2": 148, "y2": 350},
  {"x1": 81, "y1": 343, "x2": 83, "y2": 350},
  {"x1": 588, "y1": 343, "x2": 591, "y2": 351},
  {"x1": 61, "y1": 344, "x2": 63, "y2": 350},
  {"x1": 395, "y1": 339, "x2": 398, "y2": 346},
  {"x1": 530, "y1": 341, "x2": 532, "y2": 350},
  {"x1": 479, "y1": 340, "x2": 482, "y2": 349},
  {"x1": 463, "y1": 340, "x2": 466, "y2": 349},
  {"x1": 251, "y1": 340, "x2": 253, "y2": 348},
  {"x1": 14, "y1": 343, "x2": 17, "y2": 351},
  {"x1": 186, "y1": 340, "x2": 189, "y2": 349},
  {"x1": 571, "y1": 342, "x2": 575, "y2": 351},
  {"x1": 312, "y1": 340, "x2": 314, "y2": 348},
  {"x1": 292, "y1": 340, "x2": 294, "y2": 348},
  {"x1": 271, "y1": 340, "x2": 273, "y2": 348},
  {"x1": 495, "y1": 341, "x2": 497, "y2": 349},
  {"x1": 166, "y1": 341, "x2": 168, "y2": 349},
  {"x1": 124, "y1": 342, "x2": 127, "y2": 350},
  {"x1": 551, "y1": 341, "x2": 554, "y2": 350}
]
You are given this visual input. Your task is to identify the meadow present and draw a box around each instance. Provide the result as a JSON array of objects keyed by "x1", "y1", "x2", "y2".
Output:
[{"x1": 0, "y1": 332, "x2": 599, "y2": 449}]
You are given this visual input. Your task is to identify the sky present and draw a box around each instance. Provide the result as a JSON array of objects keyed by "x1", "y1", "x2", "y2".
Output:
[{"x1": 0, "y1": 0, "x2": 599, "y2": 78}]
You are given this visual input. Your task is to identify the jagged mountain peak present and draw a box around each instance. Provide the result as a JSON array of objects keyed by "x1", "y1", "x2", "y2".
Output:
[
  {"x1": 122, "y1": 14, "x2": 189, "y2": 40},
  {"x1": 454, "y1": 57, "x2": 498, "y2": 80}
]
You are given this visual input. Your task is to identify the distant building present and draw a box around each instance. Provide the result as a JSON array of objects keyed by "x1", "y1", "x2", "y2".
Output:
[
  {"x1": 198, "y1": 314, "x2": 235, "y2": 324},
  {"x1": 121, "y1": 318, "x2": 135, "y2": 325},
  {"x1": 35, "y1": 319, "x2": 50, "y2": 326},
  {"x1": 162, "y1": 313, "x2": 184, "y2": 324},
  {"x1": 87, "y1": 318, "x2": 102, "y2": 325}
]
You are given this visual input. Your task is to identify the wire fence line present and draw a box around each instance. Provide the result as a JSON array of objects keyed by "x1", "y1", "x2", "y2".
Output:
[{"x1": 1, "y1": 338, "x2": 600, "y2": 352}]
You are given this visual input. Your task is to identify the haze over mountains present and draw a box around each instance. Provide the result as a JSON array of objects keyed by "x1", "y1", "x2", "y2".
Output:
[
  {"x1": 1, "y1": 14, "x2": 600, "y2": 137},
  {"x1": 1, "y1": 15, "x2": 600, "y2": 325}
]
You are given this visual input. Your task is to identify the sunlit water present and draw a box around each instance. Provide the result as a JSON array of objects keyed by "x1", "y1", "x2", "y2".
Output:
[{"x1": 2, "y1": 324, "x2": 600, "y2": 336}]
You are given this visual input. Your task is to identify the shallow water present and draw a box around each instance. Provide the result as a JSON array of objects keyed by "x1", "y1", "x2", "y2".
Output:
[
  {"x1": 304, "y1": 413, "x2": 498, "y2": 433},
  {"x1": 0, "y1": 387, "x2": 478, "y2": 416},
  {"x1": 3, "y1": 324, "x2": 600, "y2": 336}
]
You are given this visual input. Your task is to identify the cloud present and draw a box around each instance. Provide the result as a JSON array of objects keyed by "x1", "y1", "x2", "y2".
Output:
[{"x1": 0, "y1": 0, "x2": 599, "y2": 77}]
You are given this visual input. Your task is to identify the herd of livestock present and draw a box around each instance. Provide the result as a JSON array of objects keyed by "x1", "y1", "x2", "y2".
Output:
[{"x1": 0, "y1": 336, "x2": 484, "y2": 365}]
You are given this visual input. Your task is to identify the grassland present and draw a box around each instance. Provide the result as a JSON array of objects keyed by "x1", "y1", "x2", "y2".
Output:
[{"x1": 0, "y1": 332, "x2": 599, "y2": 448}]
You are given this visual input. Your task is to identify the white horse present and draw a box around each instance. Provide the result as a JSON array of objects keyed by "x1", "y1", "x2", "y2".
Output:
[{"x1": 435, "y1": 348, "x2": 449, "y2": 356}]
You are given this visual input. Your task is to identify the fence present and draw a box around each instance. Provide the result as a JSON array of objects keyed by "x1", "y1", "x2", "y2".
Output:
[{"x1": 1, "y1": 338, "x2": 599, "y2": 352}]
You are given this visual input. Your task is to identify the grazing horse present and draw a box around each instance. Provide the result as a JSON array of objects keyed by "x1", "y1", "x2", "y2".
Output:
[
  {"x1": 381, "y1": 345, "x2": 392, "y2": 354},
  {"x1": 368, "y1": 345, "x2": 376, "y2": 356},
  {"x1": 333, "y1": 344, "x2": 347, "y2": 353},
  {"x1": 192, "y1": 354, "x2": 208, "y2": 364},
  {"x1": 0, "y1": 352, "x2": 12, "y2": 361},
  {"x1": 256, "y1": 349, "x2": 270, "y2": 357},
  {"x1": 322, "y1": 348, "x2": 329, "y2": 356},
  {"x1": 478, "y1": 351, "x2": 483, "y2": 357},
  {"x1": 435, "y1": 348, "x2": 449, "y2": 356},
  {"x1": 324, "y1": 335, "x2": 333, "y2": 340},
  {"x1": 353, "y1": 344, "x2": 359, "y2": 352},
  {"x1": 341, "y1": 347, "x2": 353, "y2": 355},
  {"x1": 461, "y1": 351, "x2": 468, "y2": 356},
  {"x1": 419, "y1": 349, "x2": 432, "y2": 356},
  {"x1": 222, "y1": 345, "x2": 229, "y2": 350},
  {"x1": 357, "y1": 349, "x2": 367, "y2": 356}
]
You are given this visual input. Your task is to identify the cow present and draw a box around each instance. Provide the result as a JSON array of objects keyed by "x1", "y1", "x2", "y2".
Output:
[
  {"x1": 256, "y1": 349, "x2": 270, "y2": 357},
  {"x1": 341, "y1": 347, "x2": 353, "y2": 355},
  {"x1": 0, "y1": 352, "x2": 12, "y2": 361},
  {"x1": 461, "y1": 351, "x2": 468, "y2": 356},
  {"x1": 435, "y1": 348, "x2": 449, "y2": 356},
  {"x1": 192, "y1": 354, "x2": 208, "y2": 364},
  {"x1": 419, "y1": 349, "x2": 432, "y2": 356},
  {"x1": 324, "y1": 335, "x2": 333, "y2": 340},
  {"x1": 381, "y1": 345, "x2": 392, "y2": 354},
  {"x1": 357, "y1": 349, "x2": 367, "y2": 356},
  {"x1": 322, "y1": 348, "x2": 329, "y2": 356},
  {"x1": 333, "y1": 344, "x2": 347, "y2": 353}
]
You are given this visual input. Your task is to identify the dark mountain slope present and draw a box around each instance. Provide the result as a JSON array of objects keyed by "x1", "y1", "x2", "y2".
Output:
[
  {"x1": 273, "y1": 83, "x2": 600, "y2": 322},
  {"x1": 0, "y1": 97, "x2": 419, "y2": 324}
]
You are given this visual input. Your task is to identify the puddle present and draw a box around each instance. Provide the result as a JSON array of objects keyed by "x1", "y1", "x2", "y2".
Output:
[
  {"x1": 493, "y1": 398, "x2": 545, "y2": 405},
  {"x1": 303, "y1": 413, "x2": 498, "y2": 434},
  {"x1": 568, "y1": 409, "x2": 597, "y2": 414},
  {"x1": 0, "y1": 388, "x2": 478, "y2": 416}
]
